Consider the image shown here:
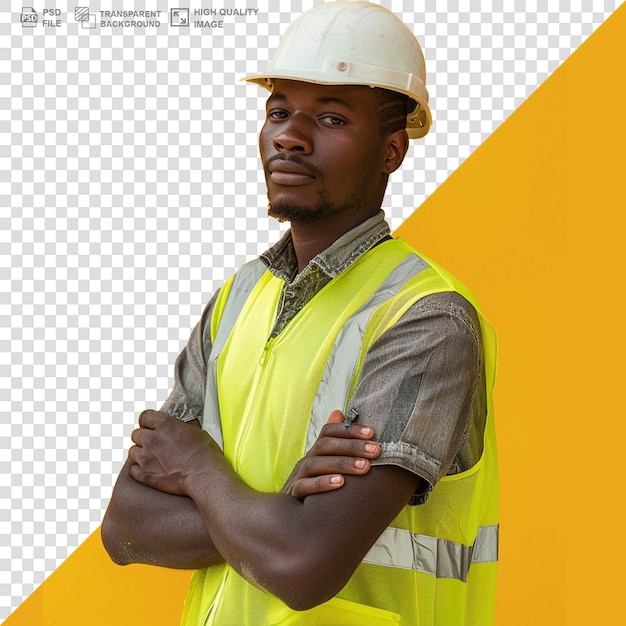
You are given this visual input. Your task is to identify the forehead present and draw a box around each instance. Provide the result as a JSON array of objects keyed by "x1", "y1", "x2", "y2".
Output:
[{"x1": 266, "y1": 79, "x2": 379, "y2": 113}]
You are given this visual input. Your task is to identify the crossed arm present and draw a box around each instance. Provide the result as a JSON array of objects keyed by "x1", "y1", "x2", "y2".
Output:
[
  {"x1": 101, "y1": 295, "x2": 478, "y2": 609},
  {"x1": 102, "y1": 410, "x2": 423, "y2": 610}
]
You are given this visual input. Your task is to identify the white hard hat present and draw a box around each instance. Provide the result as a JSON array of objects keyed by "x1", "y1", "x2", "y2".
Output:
[{"x1": 244, "y1": 1, "x2": 432, "y2": 139}]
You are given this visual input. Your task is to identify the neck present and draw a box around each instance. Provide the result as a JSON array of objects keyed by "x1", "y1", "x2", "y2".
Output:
[{"x1": 290, "y1": 209, "x2": 380, "y2": 272}]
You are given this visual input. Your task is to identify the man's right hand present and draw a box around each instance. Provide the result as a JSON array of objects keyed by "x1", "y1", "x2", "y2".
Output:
[{"x1": 283, "y1": 409, "x2": 381, "y2": 500}]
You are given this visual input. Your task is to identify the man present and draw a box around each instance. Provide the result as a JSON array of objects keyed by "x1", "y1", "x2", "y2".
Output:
[{"x1": 102, "y1": 2, "x2": 499, "y2": 624}]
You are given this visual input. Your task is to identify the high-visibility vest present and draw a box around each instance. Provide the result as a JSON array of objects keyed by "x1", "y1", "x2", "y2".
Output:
[{"x1": 181, "y1": 237, "x2": 498, "y2": 626}]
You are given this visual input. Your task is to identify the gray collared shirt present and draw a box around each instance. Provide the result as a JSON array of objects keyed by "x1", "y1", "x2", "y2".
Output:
[
  {"x1": 161, "y1": 212, "x2": 486, "y2": 503},
  {"x1": 260, "y1": 213, "x2": 391, "y2": 337}
]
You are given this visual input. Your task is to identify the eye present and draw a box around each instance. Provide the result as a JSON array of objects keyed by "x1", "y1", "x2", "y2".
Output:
[
  {"x1": 268, "y1": 109, "x2": 289, "y2": 120},
  {"x1": 319, "y1": 115, "x2": 345, "y2": 126}
]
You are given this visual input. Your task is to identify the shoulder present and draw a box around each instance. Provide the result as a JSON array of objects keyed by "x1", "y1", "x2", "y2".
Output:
[
  {"x1": 399, "y1": 291, "x2": 482, "y2": 344},
  {"x1": 370, "y1": 290, "x2": 482, "y2": 360}
]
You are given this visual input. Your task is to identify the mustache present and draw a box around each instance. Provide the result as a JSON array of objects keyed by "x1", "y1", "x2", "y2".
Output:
[{"x1": 263, "y1": 153, "x2": 323, "y2": 178}]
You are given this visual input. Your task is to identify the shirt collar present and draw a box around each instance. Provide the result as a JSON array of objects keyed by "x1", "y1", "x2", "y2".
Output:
[{"x1": 260, "y1": 211, "x2": 391, "y2": 283}]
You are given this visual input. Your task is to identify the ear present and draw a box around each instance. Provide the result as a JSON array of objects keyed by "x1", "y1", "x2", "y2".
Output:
[{"x1": 382, "y1": 129, "x2": 409, "y2": 175}]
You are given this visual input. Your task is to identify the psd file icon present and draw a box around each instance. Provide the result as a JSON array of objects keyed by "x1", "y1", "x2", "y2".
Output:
[{"x1": 21, "y1": 7, "x2": 38, "y2": 27}]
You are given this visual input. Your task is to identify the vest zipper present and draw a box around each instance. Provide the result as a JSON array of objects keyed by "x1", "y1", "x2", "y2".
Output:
[
  {"x1": 235, "y1": 336, "x2": 276, "y2": 470},
  {"x1": 259, "y1": 337, "x2": 275, "y2": 366}
]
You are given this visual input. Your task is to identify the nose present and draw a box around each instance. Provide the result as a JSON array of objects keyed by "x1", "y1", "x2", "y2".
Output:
[{"x1": 272, "y1": 113, "x2": 313, "y2": 154}]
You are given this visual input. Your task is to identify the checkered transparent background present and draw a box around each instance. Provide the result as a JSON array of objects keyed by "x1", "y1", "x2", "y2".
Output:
[{"x1": 1, "y1": 0, "x2": 620, "y2": 620}]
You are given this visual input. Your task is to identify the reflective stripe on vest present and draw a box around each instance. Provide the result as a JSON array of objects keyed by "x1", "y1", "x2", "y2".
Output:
[
  {"x1": 305, "y1": 252, "x2": 429, "y2": 450},
  {"x1": 203, "y1": 259, "x2": 266, "y2": 449},
  {"x1": 363, "y1": 523, "x2": 499, "y2": 582}
]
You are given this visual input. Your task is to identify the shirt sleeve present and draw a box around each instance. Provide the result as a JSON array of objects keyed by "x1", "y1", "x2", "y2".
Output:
[
  {"x1": 159, "y1": 290, "x2": 220, "y2": 423},
  {"x1": 347, "y1": 291, "x2": 487, "y2": 503}
]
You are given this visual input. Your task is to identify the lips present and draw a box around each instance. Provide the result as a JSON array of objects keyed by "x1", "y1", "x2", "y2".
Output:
[{"x1": 268, "y1": 159, "x2": 316, "y2": 186}]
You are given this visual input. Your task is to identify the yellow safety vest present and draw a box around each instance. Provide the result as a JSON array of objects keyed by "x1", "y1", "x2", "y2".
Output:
[{"x1": 181, "y1": 237, "x2": 498, "y2": 626}]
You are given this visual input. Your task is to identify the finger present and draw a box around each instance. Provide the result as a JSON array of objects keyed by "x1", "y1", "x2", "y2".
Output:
[
  {"x1": 130, "y1": 426, "x2": 158, "y2": 447},
  {"x1": 128, "y1": 444, "x2": 140, "y2": 464},
  {"x1": 130, "y1": 428, "x2": 145, "y2": 446},
  {"x1": 318, "y1": 421, "x2": 376, "y2": 440},
  {"x1": 299, "y1": 455, "x2": 372, "y2": 478},
  {"x1": 128, "y1": 461, "x2": 149, "y2": 486},
  {"x1": 324, "y1": 411, "x2": 375, "y2": 440},
  {"x1": 326, "y1": 410, "x2": 345, "y2": 425},
  {"x1": 310, "y1": 436, "x2": 381, "y2": 459},
  {"x1": 138, "y1": 410, "x2": 160, "y2": 428},
  {"x1": 291, "y1": 475, "x2": 344, "y2": 500}
]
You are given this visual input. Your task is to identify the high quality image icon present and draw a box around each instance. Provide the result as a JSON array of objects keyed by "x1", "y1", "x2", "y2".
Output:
[{"x1": 170, "y1": 8, "x2": 189, "y2": 27}]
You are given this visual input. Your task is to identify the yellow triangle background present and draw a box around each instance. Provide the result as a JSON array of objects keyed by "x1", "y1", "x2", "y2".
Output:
[
  {"x1": 396, "y1": 5, "x2": 626, "y2": 624},
  {"x1": 5, "y1": 530, "x2": 191, "y2": 625},
  {"x1": 6, "y1": 4, "x2": 626, "y2": 624}
]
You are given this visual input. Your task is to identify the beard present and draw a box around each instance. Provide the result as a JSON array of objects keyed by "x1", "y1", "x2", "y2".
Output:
[
  {"x1": 267, "y1": 184, "x2": 372, "y2": 226},
  {"x1": 268, "y1": 197, "x2": 334, "y2": 225}
]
